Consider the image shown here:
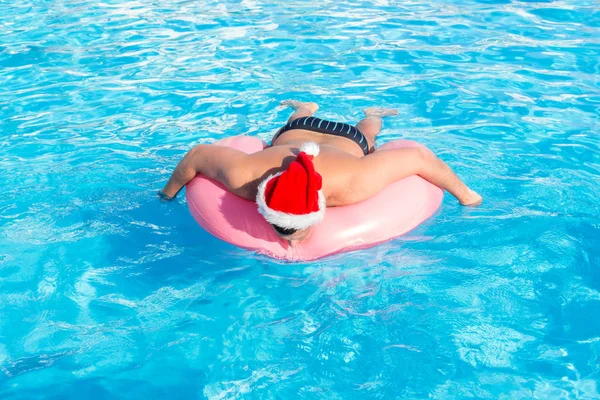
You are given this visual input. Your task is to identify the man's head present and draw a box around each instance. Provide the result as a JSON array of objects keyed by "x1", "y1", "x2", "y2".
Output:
[
  {"x1": 256, "y1": 142, "x2": 324, "y2": 245},
  {"x1": 271, "y1": 224, "x2": 314, "y2": 247}
]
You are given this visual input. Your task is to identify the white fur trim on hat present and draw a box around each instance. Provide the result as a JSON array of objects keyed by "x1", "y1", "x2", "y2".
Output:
[
  {"x1": 300, "y1": 142, "x2": 320, "y2": 157},
  {"x1": 255, "y1": 172, "x2": 326, "y2": 230}
]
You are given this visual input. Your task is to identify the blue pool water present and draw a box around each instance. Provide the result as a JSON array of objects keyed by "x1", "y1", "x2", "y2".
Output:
[{"x1": 1, "y1": 0, "x2": 599, "y2": 398}]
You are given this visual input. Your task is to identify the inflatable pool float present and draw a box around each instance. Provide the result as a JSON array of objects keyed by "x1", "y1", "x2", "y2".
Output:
[{"x1": 186, "y1": 136, "x2": 443, "y2": 261}]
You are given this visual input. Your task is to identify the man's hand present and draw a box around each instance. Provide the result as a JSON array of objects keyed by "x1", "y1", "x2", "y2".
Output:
[
  {"x1": 157, "y1": 190, "x2": 175, "y2": 201},
  {"x1": 460, "y1": 189, "x2": 483, "y2": 206}
]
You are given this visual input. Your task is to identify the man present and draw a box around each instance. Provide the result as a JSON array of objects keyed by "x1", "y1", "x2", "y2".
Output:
[{"x1": 161, "y1": 101, "x2": 482, "y2": 246}]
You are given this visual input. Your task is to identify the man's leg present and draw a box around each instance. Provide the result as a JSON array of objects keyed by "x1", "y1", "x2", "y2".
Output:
[
  {"x1": 281, "y1": 100, "x2": 319, "y2": 123},
  {"x1": 356, "y1": 107, "x2": 398, "y2": 152}
]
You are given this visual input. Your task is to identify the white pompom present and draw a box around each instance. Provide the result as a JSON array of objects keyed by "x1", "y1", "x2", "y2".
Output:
[{"x1": 300, "y1": 142, "x2": 320, "y2": 157}]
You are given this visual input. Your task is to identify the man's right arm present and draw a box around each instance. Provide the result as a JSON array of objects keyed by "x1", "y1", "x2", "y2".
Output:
[{"x1": 160, "y1": 144, "x2": 252, "y2": 200}]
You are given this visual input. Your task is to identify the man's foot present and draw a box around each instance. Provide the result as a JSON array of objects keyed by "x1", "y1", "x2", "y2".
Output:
[
  {"x1": 363, "y1": 107, "x2": 398, "y2": 118},
  {"x1": 460, "y1": 189, "x2": 483, "y2": 207},
  {"x1": 281, "y1": 100, "x2": 319, "y2": 114}
]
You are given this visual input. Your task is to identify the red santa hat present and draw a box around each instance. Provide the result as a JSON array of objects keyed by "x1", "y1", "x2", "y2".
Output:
[{"x1": 256, "y1": 142, "x2": 325, "y2": 230}]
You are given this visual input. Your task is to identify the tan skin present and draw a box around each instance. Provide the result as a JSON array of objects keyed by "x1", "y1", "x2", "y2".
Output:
[{"x1": 161, "y1": 101, "x2": 482, "y2": 247}]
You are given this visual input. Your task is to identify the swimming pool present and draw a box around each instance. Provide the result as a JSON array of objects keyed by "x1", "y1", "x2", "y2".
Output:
[{"x1": 1, "y1": 0, "x2": 599, "y2": 398}]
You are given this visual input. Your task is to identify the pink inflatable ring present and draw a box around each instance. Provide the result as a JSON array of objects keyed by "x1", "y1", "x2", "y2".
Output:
[{"x1": 186, "y1": 136, "x2": 443, "y2": 261}]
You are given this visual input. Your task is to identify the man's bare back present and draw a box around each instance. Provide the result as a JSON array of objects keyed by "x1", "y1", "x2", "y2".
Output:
[{"x1": 161, "y1": 101, "x2": 481, "y2": 244}]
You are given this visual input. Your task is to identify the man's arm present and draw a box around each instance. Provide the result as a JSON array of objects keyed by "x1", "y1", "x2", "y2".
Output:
[
  {"x1": 344, "y1": 147, "x2": 482, "y2": 206},
  {"x1": 160, "y1": 144, "x2": 252, "y2": 200}
]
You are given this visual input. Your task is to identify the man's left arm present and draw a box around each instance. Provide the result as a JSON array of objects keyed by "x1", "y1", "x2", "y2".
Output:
[{"x1": 342, "y1": 147, "x2": 481, "y2": 206}]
